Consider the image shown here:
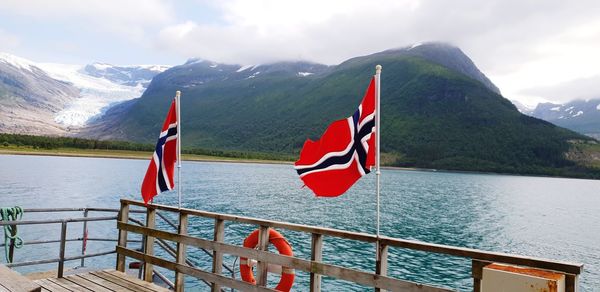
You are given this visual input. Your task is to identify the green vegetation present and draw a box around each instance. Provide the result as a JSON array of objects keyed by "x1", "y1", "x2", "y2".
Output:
[
  {"x1": 5, "y1": 46, "x2": 596, "y2": 178},
  {"x1": 0, "y1": 133, "x2": 153, "y2": 151},
  {"x1": 104, "y1": 50, "x2": 600, "y2": 178},
  {"x1": 0, "y1": 133, "x2": 292, "y2": 162},
  {"x1": 565, "y1": 141, "x2": 600, "y2": 169}
]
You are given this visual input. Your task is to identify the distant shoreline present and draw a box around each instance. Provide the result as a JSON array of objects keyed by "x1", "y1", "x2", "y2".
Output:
[
  {"x1": 0, "y1": 148, "x2": 292, "y2": 165},
  {"x1": 1, "y1": 147, "x2": 597, "y2": 181}
]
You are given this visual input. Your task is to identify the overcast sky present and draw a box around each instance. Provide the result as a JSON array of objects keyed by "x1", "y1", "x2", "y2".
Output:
[{"x1": 1, "y1": 0, "x2": 600, "y2": 106}]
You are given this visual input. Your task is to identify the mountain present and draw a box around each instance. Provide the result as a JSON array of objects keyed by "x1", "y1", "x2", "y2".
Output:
[
  {"x1": 510, "y1": 99, "x2": 535, "y2": 115},
  {"x1": 37, "y1": 62, "x2": 168, "y2": 127},
  {"x1": 0, "y1": 52, "x2": 168, "y2": 133},
  {"x1": 83, "y1": 63, "x2": 169, "y2": 87},
  {"x1": 86, "y1": 42, "x2": 596, "y2": 177},
  {"x1": 529, "y1": 99, "x2": 600, "y2": 139},
  {"x1": 0, "y1": 52, "x2": 79, "y2": 135},
  {"x1": 377, "y1": 43, "x2": 501, "y2": 94}
]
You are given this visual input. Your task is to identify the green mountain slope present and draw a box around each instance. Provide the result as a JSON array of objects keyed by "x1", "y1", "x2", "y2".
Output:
[{"x1": 87, "y1": 44, "x2": 597, "y2": 177}]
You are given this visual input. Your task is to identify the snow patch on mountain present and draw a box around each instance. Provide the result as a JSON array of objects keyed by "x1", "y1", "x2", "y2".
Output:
[
  {"x1": 237, "y1": 65, "x2": 252, "y2": 72},
  {"x1": 550, "y1": 106, "x2": 561, "y2": 111},
  {"x1": 91, "y1": 63, "x2": 112, "y2": 70},
  {"x1": 246, "y1": 71, "x2": 261, "y2": 79},
  {"x1": 298, "y1": 72, "x2": 313, "y2": 77},
  {"x1": 0, "y1": 52, "x2": 38, "y2": 72},
  {"x1": 135, "y1": 65, "x2": 169, "y2": 72},
  {"x1": 409, "y1": 42, "x2": 423, "y2": 50},
  {"x1": 597, "y1": 103, "x2": 600, "y2": 111},
  {"x1": 37, "y1": 63, "x2": 144, "y2": 127},
  {"x1": 573, "y1": 110, "x2": 584, "y2": 117}
]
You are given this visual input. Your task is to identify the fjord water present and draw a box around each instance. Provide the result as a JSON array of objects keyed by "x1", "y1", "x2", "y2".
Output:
[{"x1": 1, "y1": 155, "x2": 598, "y2": 291}]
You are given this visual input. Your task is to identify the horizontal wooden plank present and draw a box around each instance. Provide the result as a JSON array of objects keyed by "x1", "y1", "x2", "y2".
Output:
[
  {"x1": 116, "y1": 225, "x2": 451, "y2": 292},
  {"x1": 88, "y1": 271, "x2": 156, "y2": 292},
  {"x1": 123, "y1": 199, "x2": 377, "y2": 242},
  {"x1": 379, "y1": 236, "x2": 583, "y2": 275},
  {"x1": 117, "y1": 247, "x2": 275, "y2": 292},
  {"x1": 0, "y1": 264, "x2": 41, "y2": 292},
  {"x1": 75, "y1": 273, "x2": 131, "y2": 292},
  {"x1": 48, "y1": 277, "x2": 92, "y2": 291},
  {"x1": 103, "y1": 270, "x2": 170, "y2": 292},
  {"x1": 121, "y1": 199, "x2": 584, "y2": 275},
  {"x1": 62, "y1": 275, "x2": 113, "y2": 292},
  {"x1": 34, "y1": 279, "x2": 70, "y2": 292}
]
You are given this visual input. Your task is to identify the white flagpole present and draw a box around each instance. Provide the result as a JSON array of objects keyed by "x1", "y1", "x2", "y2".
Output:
[
  {"x1": 176, "y1": 90, "x2": 182, "y2": 208},
  {"x1": 375, "y1": 65, "x2": 382, "y2": 241}
]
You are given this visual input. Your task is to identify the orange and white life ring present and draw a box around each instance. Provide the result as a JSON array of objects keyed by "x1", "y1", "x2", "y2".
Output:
[{"x1": 240, "y1": 228, "x2": 295, "y2": 291}]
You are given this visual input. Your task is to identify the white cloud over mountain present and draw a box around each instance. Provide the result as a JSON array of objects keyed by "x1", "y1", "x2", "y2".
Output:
[
  {"x1": 2, "y1": 0, "x2": 174, "y2": 41},
  {"x1": 152, "y1": 0, "x2": 600, "y2": 105},
  {"x1": 0, "y1": 29, "x2": 20, "y2": 51},
  {"x1": 2, "y1": 0, "x2": 600, "y2": 106}
]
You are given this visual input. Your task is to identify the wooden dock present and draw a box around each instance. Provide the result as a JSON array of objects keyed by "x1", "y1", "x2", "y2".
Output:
[
  {"x1": 34, "y1": 270, "x2": 169, "y2": 292},
  {"x1": 0, "y1": 201, "x2": 585, "y2": 291}
]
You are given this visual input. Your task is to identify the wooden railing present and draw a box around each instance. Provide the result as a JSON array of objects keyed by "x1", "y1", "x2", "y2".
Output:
[
  {"x1": 116, "y1": 199, "x2": 584, "y2": 292},
  {"x1": 0, "y1": 208, "x2": 122, "y2": 276},
  {"x1": 0, "y1": 207, "x2": 233, "y2": 290}
]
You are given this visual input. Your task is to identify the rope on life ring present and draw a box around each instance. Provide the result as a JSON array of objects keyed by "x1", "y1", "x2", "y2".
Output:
[
  {"x1": 0, "y1": 206, "x2": 24, "y2": 263},
  {"x1": 240, "y1": 228, "x2": 295, "y2": 292}
]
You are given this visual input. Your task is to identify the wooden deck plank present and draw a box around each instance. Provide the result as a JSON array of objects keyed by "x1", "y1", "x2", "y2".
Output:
[
  {"x1": 47, "y1": 278, "x2": 92, "y2": 292},
  {"x1": 75, "y1": 274, "x2": 131, "y2": 292},
  {"x1": 34, "y1": 279, "x2": 72, "y2": 292},
  {"x1": 63, "y1": 275, "x2": 114, "y2": 292},
  {"x1": 0, "y1": 265, "x2": 41, "y2": 292},
  {"x1": 103, "y1": 270, "x2": 170, "y2": 292},
  {"x1": 0, "y1": 284, "x2": 11, "y2": 292},
  {"x1": 88, "y1": 271, "x2": 156, "y2": 292},
  {"x1": 87, "y1": 272, "x2": 154, "y2": 292}
]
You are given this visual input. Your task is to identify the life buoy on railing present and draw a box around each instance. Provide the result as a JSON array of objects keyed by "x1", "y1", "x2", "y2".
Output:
[{"x1": 240, "y1": 228, "x2": 294, "y2": 292}]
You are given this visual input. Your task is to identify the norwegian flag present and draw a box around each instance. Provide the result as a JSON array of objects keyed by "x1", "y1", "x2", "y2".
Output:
[
  {"x1": 141, "y1": 99, "x2": 178, "y2": 204},
  {"x1": 294, "y1": 77, "x2": 376, "y2": 197}
]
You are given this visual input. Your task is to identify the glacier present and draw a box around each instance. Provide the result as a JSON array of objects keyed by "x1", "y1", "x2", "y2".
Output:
[{"x1": 37, "y1": 63, "x2": 145, "y2": 127}]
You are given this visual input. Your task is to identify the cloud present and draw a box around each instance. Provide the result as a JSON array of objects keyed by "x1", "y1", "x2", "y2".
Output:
[
  {"x1": 2, "y1": 0, "x2": 175, "y2": 41},
  {"x1": 520, "y1": 75, "x2": 600, "y2": 103},
  {"x1": 0, "y1": 29, "x2": 20, "y2": 51},
  {"x1": 156, "y1": 0, "x2": 421, "y2": 64},
  {"x1": 155, "y1": 0, "x2": 599, "y2": 63},
  {"x1": 4, "y1": 0, "x2": 600, "y2": 105},
  {"x1": 153, "y1": 0, "x2": 600, "y2": 105}
]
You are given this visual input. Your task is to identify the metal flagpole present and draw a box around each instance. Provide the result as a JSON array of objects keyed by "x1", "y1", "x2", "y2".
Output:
[
  {"x1": 375, "y1": 65, "x2": 382, "y2": 254},
  {"x1": 176, "y1": 90, "x2": 182, "y2": 208}
]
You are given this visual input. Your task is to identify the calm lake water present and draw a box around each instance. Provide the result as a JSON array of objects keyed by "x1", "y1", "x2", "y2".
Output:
[{"x1": 0, "y1": 154, "x2": 599, "y2": 291}]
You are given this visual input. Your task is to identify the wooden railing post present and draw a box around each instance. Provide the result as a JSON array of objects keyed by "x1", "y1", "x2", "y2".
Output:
[
  {"x1": 116, "y1": 201, "x2": 130, "y2": 272},
  {"x1": 143, "y1": 207, "x2": 156, "y2": 282},
  {"x1": 310, "y1": 233, "x2": 323, "y2": 292},
  {"x1": 565, "y1": 274, "x2": 578, "y2": 292},
  {"x1": 375, "y1": 242, "x2": 388, "y2": 292},
  {"x1": 472, "y1": 260, "x2": 490, "y2": 292},
  {"x1": 175, "y1": 212, "x2": 188, "y2": 292},
  {"x1": 57, "y1": 221, "x2": 67, "y2": 278},
  {"x1": 211, "y1": 218, "x2": 225, "y2": 292},
  {"x1": 256, "y1": 225, "x2": 270, "y2": 287}
]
